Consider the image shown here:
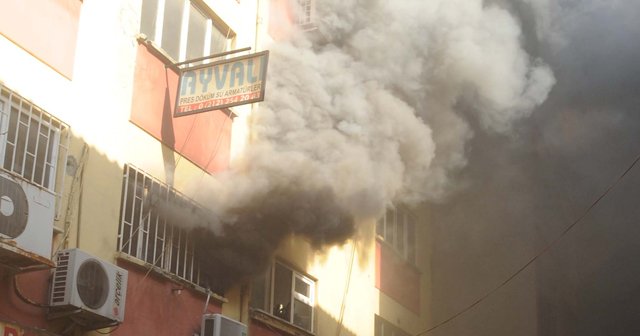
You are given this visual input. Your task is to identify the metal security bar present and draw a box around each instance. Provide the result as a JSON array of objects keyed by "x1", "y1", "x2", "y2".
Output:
[
  {"x1": 118, "y1": 164, "x2": 203, "y2": 285},
  {"x1": 0, "y1": 83, "x2": 69, "y2": 193}
]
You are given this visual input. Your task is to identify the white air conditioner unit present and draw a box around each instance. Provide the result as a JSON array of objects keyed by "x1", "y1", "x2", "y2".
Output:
[
  {"x1": 49, "y1": 249, "x2": 128, "y2": 327},
  {"x1": 0, "y1": 172, "x2": 55, "y2": 261},
  {"x1": 201, "y1": 314, "x2": 247, "y2": 336}
]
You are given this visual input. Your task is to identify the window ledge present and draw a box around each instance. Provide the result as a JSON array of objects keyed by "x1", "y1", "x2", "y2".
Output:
[
  {"x1": 250, "y1": 308, "x2": 315, "y2": 336},
  {"x1": 115, "y1": 252, "x2": 227, "y2": 304},
  {"x1": 0, "y1": 240, "x2": 55, "y2": 271}
]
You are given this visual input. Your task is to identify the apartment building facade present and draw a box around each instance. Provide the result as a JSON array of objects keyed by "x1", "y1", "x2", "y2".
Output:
[{"x1": 0, "y1": 1, "x2": 431, "y2": 335}]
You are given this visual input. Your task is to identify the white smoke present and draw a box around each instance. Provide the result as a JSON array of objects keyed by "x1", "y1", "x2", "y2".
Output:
[
  {"x1": 198, "y1": 0, "x2": 555, "y2": 227},
  {"x1": 185, "y1": 0, "x2": 557, "y2": 290}
]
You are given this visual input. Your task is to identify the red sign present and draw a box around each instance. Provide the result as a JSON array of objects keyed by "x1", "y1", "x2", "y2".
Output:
[{"x1": 0, "y1": 322, "x2": 24, "y2": 336}]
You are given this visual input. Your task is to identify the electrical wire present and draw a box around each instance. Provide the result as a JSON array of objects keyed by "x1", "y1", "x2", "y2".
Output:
[
  {"x1": 335, "y1": 240, "x2": 357, "y2": 336},
  {"x1": 202, "y1": 108, "x2": 234, "y2": 173},
  {"x1": 13, "y1": 274, "x2": 50, "y2": 308},
  {"x1": 415, "y1": 151, "x2": 640, "y2": 336},
  {"x1": 54, "y1": 143, "x2": 89, "y2": 256}
]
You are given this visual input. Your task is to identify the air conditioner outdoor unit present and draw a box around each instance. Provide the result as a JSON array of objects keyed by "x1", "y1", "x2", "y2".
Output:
[
  {"x1": 0, "y1": 172, "x2": 56, "y2": 262},
  {"x1": 201, "y1": 314, "x2": 247, "y2": 336},
  {"x1": 49, "y1": 249, "x2": 128, "y2": 327}
]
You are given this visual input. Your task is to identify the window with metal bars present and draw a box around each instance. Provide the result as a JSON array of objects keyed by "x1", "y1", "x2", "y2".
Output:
[
  {"x1": 117, "y1": 164, "x2": 204, "y2": 286},
  {"x1": 0, "y1": 83, "x2": 68, "y2": 192},
  {"x1": 250, "y1": 261, "x2": 316, "y2": 332},
  {"x1": 376, "y1": 206, "x2": 417, "y2": 265}
]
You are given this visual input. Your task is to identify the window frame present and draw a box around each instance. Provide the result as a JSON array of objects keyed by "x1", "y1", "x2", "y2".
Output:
[
  {"x1": 0, "y1": 84, "x2": 68, "y2": 193},
  {"x1": 251, "y1": 260, "x2": 316, "y2": 332},
  {"x1": 376, "y1": 206, "x2": 416, "y2": 264},
  {"x1": 375, "y1": 315, "x2": 411, "y2": 336},
  {"x1": 295, "y1": 0, "x2": 316, "y2": 30},
  {"x1": 117, "y1": 164, "x2": 207, "y2": 286},
  {"x1": 140, "y1": 0, "x2": 234, "y2": 63}
]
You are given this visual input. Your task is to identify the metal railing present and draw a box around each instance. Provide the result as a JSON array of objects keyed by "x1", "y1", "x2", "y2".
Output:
[{"x1": 118, "y1": 164, "x2": 203, "y2": 286}]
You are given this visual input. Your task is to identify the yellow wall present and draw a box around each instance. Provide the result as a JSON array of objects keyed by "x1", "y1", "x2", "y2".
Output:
[{"x1": 272, "y1": 214, "x2": 432, "y2": 336}]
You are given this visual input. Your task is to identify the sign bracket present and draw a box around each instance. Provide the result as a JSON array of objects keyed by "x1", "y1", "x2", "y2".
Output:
[{"x1": 173, "y1": 47, "x2": 252, "y2": 68}]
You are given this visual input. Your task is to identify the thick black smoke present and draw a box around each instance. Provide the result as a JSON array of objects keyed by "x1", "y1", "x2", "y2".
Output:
[{"x1": 191, "y1": 187, "x2": 354, "y2": 292}]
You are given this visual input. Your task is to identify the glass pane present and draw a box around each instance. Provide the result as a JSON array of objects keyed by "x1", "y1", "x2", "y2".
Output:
[
  {"x1": 407, "y1": 217, "x2": 416, "y2": 264},
  {"x1": 161, "y1": 0, "x2": 184, "y2": 60},
  {"x1": 375, "y1": 317, "x2": 383, "y2": 336},
  {"x1": 4, "y1": 145, "x2": 14, "y2": 172},
  {"x1": 140, "y1": 0, "x2": 158, "y2": 38},
  {"x1": 3, "y1": 107, "x2": 17, "y2": 171},
  {"x1": 295, "y1": 276, "x2": 310, "y2": 297},
  {"x1": 155, "y1": 217, "x2": 166, "y2": 268},
  {"x1": 386, "y1": 209, "x2": 395, "y2": 246},
  {"x1": 210, "y1": 23, "x2": 227, "y2": 54},
  {"x1": 14, "y1": 110, "x2": 28, "y2": 176},
  {"x1": 23, "y1": 154, "x2": 34, "y2": 181},
  {"x1": 296, "y1": 0, "x2": 312, "y2": 25},
  {"x1": 186, "y1": 4, "x2": 207, "y2": 61},
  {"x1": 397, "y1": 211, "x2": 405, "y2": 254},
  {"x1": 26, "y1": 119, "x2": 39, "y2": 181},
  {"x1": 273, "y1": 263, "x2": 292, "y2": 321},
  {"x1": 250, "y1": 270, "x2": 269, "y2": 310},
  {"x1": 293, "y1": 299, "x2": 313, "y2": 331},
  {"x1": 376, "y1": 217, "x2": 384, "y2": 237},
  {"x1": 34, "y1": 130, "x2": 47, "y2": 185}
]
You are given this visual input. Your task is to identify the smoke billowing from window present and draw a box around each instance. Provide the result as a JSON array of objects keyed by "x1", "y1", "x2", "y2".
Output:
[{"x1": 186, "y1": 0, "x2": 556, "y2": 292}]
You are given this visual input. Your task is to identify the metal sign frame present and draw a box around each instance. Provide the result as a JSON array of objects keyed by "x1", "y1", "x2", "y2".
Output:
[{"x1": 174, "y1": 50, "x2": 269, "y2": 117}]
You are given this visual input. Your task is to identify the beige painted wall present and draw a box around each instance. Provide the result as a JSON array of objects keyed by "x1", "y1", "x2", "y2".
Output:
[{"x1": 272, "y1": 214, "x2": 432, "y2": 336}]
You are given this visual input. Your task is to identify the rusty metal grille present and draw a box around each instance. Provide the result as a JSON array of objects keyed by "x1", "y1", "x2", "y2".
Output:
[
  {"x1": 51, "y1": 251, "x2": 70, "y2": 304},
  {"x1": 117, "y1": 164, "x2": 203, "y2": 286},
  {"x1": 0, "y1": 83, "x2": 69, "y2": 193}
]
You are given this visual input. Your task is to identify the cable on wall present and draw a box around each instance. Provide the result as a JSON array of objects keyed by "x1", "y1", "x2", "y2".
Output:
[{"x1": 415, "y1": 151, "x2": 640, "y2": 335}]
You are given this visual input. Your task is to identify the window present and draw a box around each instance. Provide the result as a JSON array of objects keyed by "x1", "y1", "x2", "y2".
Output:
[
  {"x1": 377, "y1": 206, "x2": 416, "y2": 264},
  {"x1": 250, "y1": 261, "x2": 316, "y2": 332},
  {"x1": 140, "y1": 0, "x2": 233, "y2": 62},
  {"x1": 0, "y1": 84, "x2": 68, "y2": 192},
  {"x1": 117, "y1": 164, "x2": 206, "y2": 286},
  {"x1": 295, "y1": 0, "x2": 315, "y2": 30},
  {"x1": 374, "y1": 315, "x2": 411, "y2": 336}
]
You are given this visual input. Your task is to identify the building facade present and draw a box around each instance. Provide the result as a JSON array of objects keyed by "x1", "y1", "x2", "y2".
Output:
[{"x1": 0, "y1": 1, "x2": 431, "y2": 335}]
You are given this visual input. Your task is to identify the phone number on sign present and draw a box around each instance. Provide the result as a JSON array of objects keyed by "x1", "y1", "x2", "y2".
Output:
[{"x1": 178, "y1": 93, "x2": 261, "y2": 113}]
